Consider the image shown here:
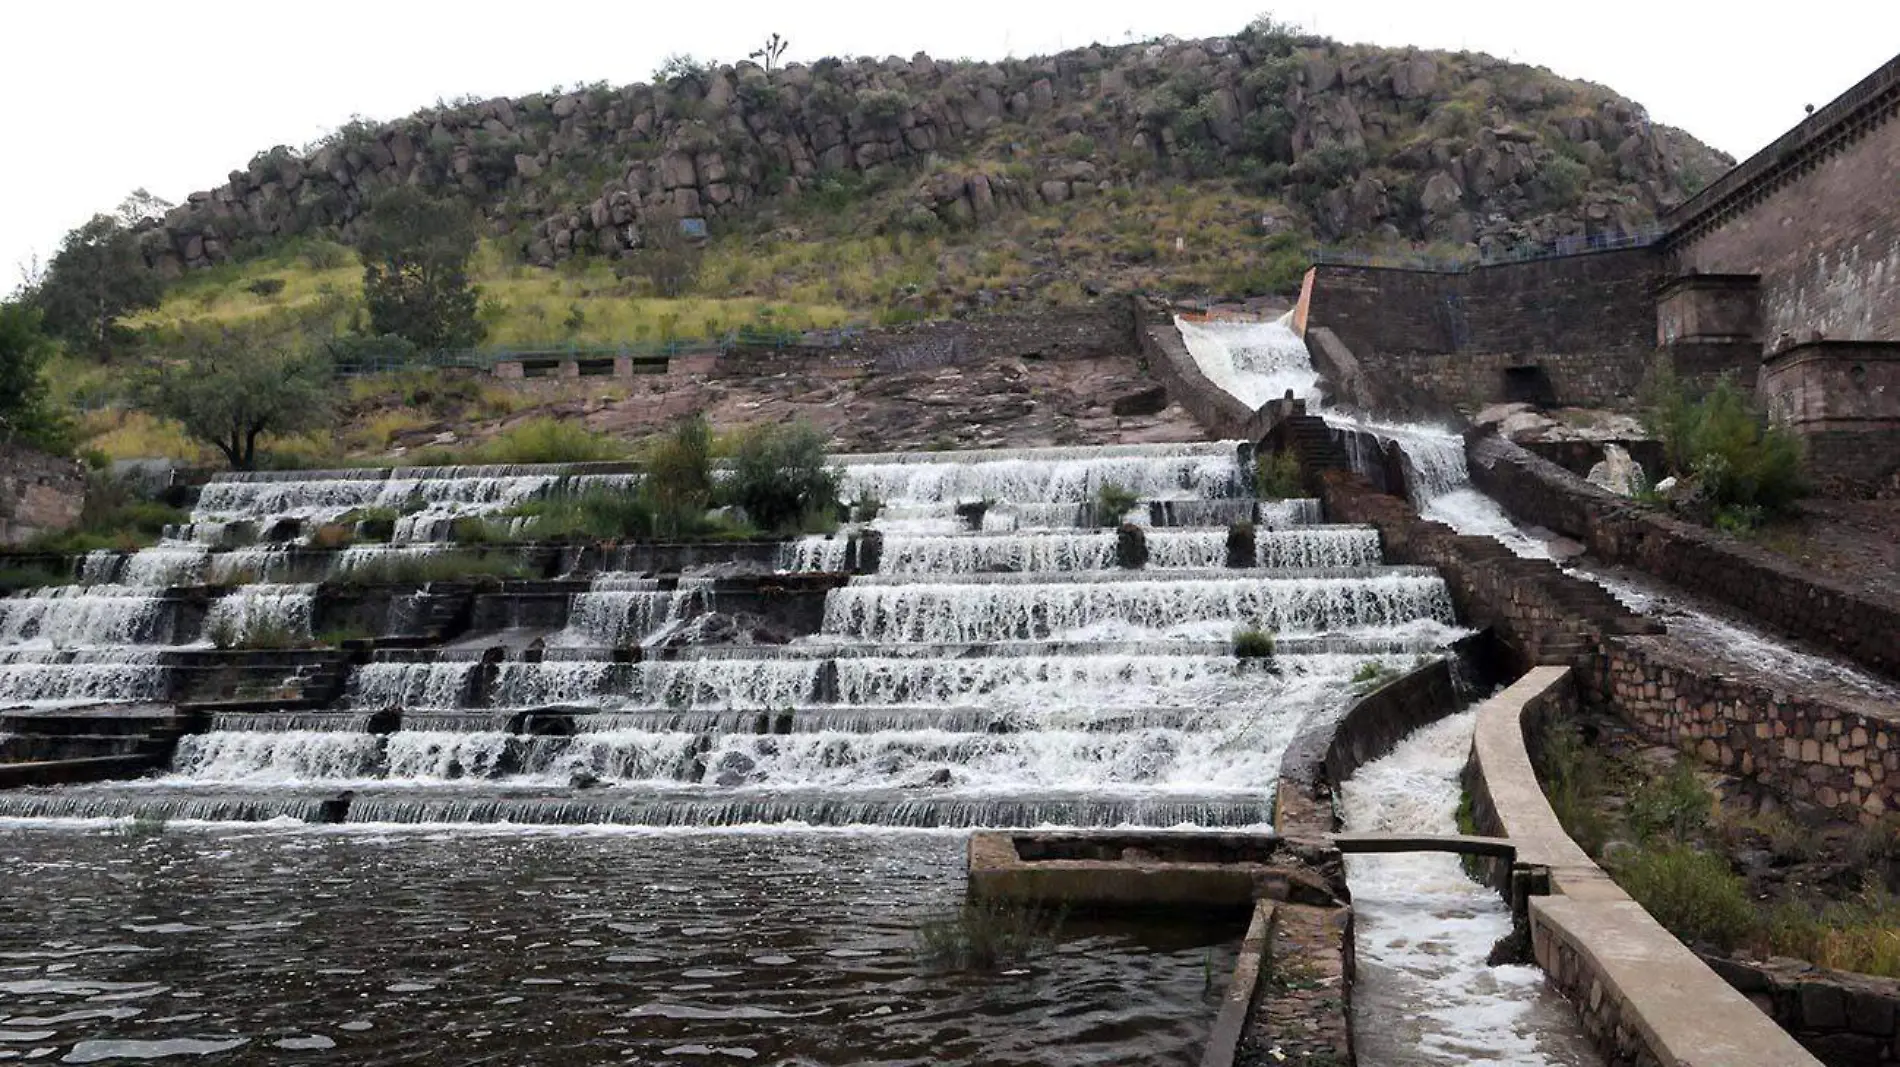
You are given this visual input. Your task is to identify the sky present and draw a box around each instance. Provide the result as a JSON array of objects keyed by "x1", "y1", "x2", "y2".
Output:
[{"x1": 4, "y1": 1, "x2": 1896, "y2": 289}]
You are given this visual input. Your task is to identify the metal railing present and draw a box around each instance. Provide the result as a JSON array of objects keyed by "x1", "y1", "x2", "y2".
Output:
[
  {"x1": 331, "y1": 322, "x2": 873, "y2": 377},
  {"x1": 1308, "y1": 227, "x2": 1667, "y2": 273}
]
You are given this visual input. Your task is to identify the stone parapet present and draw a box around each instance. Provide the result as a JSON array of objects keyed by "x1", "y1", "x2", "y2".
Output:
[{"x1": 1464, "y1": 666, "x2": 1823, "y2": 1067}]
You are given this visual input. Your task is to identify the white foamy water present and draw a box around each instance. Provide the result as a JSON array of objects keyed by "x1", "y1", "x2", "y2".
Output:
[
  {"x1": 1177, "y1": 315, "x2": 1319, "y2": 408},
  {"x1": 1341, "y1": 712, "x2": 1600, "y2": 1066}
]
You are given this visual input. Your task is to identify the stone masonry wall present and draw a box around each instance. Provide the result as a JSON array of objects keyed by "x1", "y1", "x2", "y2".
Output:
[
  {"x1": 1300, "y1": 248, "x2": 1664, "y2": 416},
  {"x1": 1665, "y1": 55, "x2": 1900, "y2": 344},
  {"x1": 1758, "y1": 341, "x2": 1900, "y2": 490},
  {"x1": 1603, "y1": 635, "x2": 1897, "y2": 822},
  {"x1": 1467, "y1": 431, "x2": 1900, "y2": 682},
  {"x1": 1704, "y1": 955, "x2": 1900, "y2": 1066},
  {"x1": 0, "y1": 444, "x2": 86, "y2": 548}
]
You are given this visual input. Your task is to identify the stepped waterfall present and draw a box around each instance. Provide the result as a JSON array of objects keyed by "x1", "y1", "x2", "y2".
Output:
[{"x1": 3, "y1": 441, "x2": 1460, "y2": 832}]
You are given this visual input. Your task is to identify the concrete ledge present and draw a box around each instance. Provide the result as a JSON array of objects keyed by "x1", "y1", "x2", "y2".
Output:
[
  {"x1": 968, "y1": 831, "x2": 1342, "y2": 915},
  {"x1": 1200, "y1": 900, "x2": 1272, "y2": 1067},
  {"x1": 1330, "y1": 831, "x2": 1515, "y2": 860},
  {"x1": 0, "y1": 755, "x2": 163, "y2": 790},
  {"x1": 1466, "y1": 666, "x2": 1822, "y2": 1067}
]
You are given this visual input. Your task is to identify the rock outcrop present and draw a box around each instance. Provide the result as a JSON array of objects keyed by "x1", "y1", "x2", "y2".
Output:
[{"x1": 137, "y1": 31, "x2": 1730, "y2": 276}]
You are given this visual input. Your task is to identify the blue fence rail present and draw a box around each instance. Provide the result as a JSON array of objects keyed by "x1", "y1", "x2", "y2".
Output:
[{"x1": 1309, "y1": 227, "x2": 1667, "y2": 273}]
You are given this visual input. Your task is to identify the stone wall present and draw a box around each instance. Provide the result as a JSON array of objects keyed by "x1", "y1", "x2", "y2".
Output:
[
  {"x1": 1315, "y1": 468, "x2": 1653, "y2": 671},
  {"x1": 1704, "y1": 955, "x2": 1900, "y2": 1067},
  {"x1": 0, "y1": 444, "x2": 86, "y2": 547},
  {"x1": 1603, "y1": 635, "x2": 1897, "y2": 822},
  {"x1": 1463, "y1": 666, "x2": 1823, "y2": 1067},
  {"x1": 1466, "y1": 431, "x2": 1900, "y2": 682},
  {"x1": 1299, "y1": 249, "x2": 1671, "y2": 416},
  {"x1": 1665, "y1": 55, "x2": 1900, "y2": 344},
  {"x1": 1758, "y1": 341, "x2": 1900, "y2": 491},
  {"x1": 1275, "y1": 656, "x2": 1461, "y2": 836}
]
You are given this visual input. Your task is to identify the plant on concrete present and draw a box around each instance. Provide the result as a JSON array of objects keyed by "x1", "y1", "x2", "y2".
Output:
[
  {"x1": 1094, "y1": 483, "x2": 1140, "y2": 527},
  {"x1": 1256, "y1": 449, "x2": 1304, "y2": 500},
  {"x1": 1233, "y1": 627, "x2": 1276, "y2": 660},
  {"x1": 1350, "y1": 660, "x2": 1401, "y2": 692},
  {"x1": 916, "y1": 898, "x2": 1065, "y2": 971},
  {"x1": 641, "y1": 415, "x2": 715, "y2": 537},
  {"x1": 1532, "y1": 712, "x2": 1610, "y2": 856}
]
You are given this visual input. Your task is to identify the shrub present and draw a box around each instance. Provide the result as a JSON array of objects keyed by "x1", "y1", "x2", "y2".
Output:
[
  {"x1": 504, "y1": 488, "x2": 655, "y2": 542},
  {"x1": 641, "y1": 416, "x2": 715, "y2": 537},
  {"x1": 1225, "y1": 520, "x2": 1256, "y2": 568},
  {"x1": 916, "y1": 899, "x2": 1064, "y2": 971},
  {"x1": 208, "y1": 614, "x2": 307, "y2": 651},
  {"x1": 1255, "y1": 450, "x2": 1303, "y2": 500},
  {"x1": 724, "y1": 422, "x2": 842, "y2": 534},
  {"x1": 1643, "y1": 359, "x2": 1805, "y2": 524},
  {"x1": 1625, "y1": 761, "x2": 1711, "y2": 844},
  {"x1": 1233, "y1": 628, "x2": 1276, "y2": 660},
  {"x1": 1763, "y1": 884, "x2": 1900, "y2": 978},
  {"x1": 330, "y1": 553, "x2": 530, "y2": 586},
  {"x1": 0, "y1": 565, "x2": 74, "y2": 593},
  {"x1": 1094, "y1": 483, "x2": 1140, "y2": 527},
  {"x1": 244, "y1": 277, "x2": 287, "y2": 298},
  {"x1": 1350, "y1": 660, "x2": 1401, "y2": 692},
  {"x1": 851, "y1": 491, "x2": 883, "y2": 523},
  {"x1": 474, "y1": 418, "x2": 627, "y2": 464},
  {"x1": 1533, "y1": 712, "x2": 1610, "y2": 855},
  {"x1": 1614, "y1": 844, "x2": 1755, "y2": 952}
]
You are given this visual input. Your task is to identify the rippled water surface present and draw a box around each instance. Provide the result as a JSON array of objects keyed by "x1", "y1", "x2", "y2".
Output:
[{"x1": 0, "y1": 827, "x2": 1227, "y2": 1065}]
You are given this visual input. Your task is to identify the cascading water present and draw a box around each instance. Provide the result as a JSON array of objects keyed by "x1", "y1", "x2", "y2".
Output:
[
  {"x1": 1342, "y1": 712, "x2": 1600, "y2": 1066},
  {"x1": 1178, "y1": 317, "x2": 1551, "y2": 558},
  {"x1": 7, "y1": 441, "x2": 1462, "y2": 831}
]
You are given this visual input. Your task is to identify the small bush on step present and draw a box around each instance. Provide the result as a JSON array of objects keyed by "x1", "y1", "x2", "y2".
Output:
[
  {"x1": 1094, "y1": 483, "x2": 1140, "y2": 527},
  {"x1": 724, "y1": 421, "x2": 842, "y2": 534},
  {"x1": 1255, "y1": 449, "x2": 1303, "y2": 500},
  {"x1": 1233, "y1": 628, "x2": 1276, "y2": 660}
]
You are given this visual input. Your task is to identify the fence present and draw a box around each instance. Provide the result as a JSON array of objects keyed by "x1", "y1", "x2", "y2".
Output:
[
  {"x1": 331, "y1": 322, "x2": 873, "y2": 377},
  {"x1": 1308, "y1": 227, "x2": 1667, "y2": 273}
]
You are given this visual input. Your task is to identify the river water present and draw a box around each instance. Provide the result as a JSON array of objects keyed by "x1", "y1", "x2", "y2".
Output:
[{"x1": 0, "y1": 826, "x2": 1227, "y2": 1065}]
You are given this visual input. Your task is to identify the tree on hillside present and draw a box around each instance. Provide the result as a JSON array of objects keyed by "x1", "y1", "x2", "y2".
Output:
[
  {"x1": 356, "y1": 187, "x2": 485, "y2": 352},
  {"x1": 33, "y1": 214, "x2": 163, "y2": 357},
  {"x1": 139, "y1": 312, "x2": 334, "y2": 470},
  {"x1": 0, "y1": 302, "x2": 71, "y2": 453}
]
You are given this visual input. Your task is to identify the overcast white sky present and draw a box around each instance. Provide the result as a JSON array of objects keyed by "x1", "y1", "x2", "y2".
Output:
[{"x1": 5, "y1": 1, "x2": 1896, "y2": 288}]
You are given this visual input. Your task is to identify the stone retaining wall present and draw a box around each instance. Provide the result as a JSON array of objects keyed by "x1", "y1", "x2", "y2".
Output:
[
  {"x1": 1603, "y1": 635, "x2": 1897, "y2": 822},
  {"x1": 0, "y1": 443, "x2": 86, "y2": 548},
  {"x1": 1467, "y1": 431, "x2": 1900, "y2": 683},
  {"x1": 1464, "y1": 666, "x2": 1822, "y2": 1067},
  {"x1": 1703, "y1": 955, "x2": 1900, "y2": 1066},
  {"x1": 1275, "y1": 656, "x2": 1461, "y2": 836}
]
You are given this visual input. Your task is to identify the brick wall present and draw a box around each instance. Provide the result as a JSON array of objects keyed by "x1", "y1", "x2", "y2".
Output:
[
  {"x1": 1666, "y1": 57, "x2": 1900, "y2": 343},
  {"x1": 0, "y1": 444, "x2": 86, "y2": 547}
]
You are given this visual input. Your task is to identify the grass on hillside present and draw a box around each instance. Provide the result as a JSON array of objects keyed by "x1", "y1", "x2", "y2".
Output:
[{"x1": 125, "y1": 237, "x2": 855, "y2": 347}]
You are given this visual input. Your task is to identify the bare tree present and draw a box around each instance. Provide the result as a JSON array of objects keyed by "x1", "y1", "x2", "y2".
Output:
[{"x1": 749, "y1": 34, "x2": 789, "y2": 73}]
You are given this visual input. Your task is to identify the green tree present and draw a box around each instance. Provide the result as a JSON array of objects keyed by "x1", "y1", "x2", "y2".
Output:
[
  {"x1": 33, "y1": 213, "x2": 163, "y2": 356},
  {"x1": 356, "y1": 188, "x2": 485, "y2": 352},
  {"x1": 139, "y1": 313, "x2": 334, "y2": 470},
  {"x1": 641, "y1": 415, "x2": 715, "y2": 536},
  {"x1": 0, "y1": 302, "x2": 71, "y2": 453}
]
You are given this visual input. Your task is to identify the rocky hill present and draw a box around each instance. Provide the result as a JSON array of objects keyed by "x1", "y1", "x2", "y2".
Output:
[{"x1": 135, "y1": 25, "x2": 1731, "y2": 309}]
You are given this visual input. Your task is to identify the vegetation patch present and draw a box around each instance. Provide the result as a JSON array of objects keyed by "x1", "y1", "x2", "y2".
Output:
[{"x1": 915, "y1": 898, "x2": 1065, "y2": 972}]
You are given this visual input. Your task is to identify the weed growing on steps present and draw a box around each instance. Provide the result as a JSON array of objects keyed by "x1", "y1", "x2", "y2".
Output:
[
  {"x1": 1233, "y1": 628, "x2": 1276, "y2": 660},
  {"x1": 1255, "y1": 449, "x2": 1304, "y2": 500},
  {"x1": 115, "y1": 812, "x2": 169, "y2": 839},
  {"x1": 915, "y1": 898, "x2": 1066, "y2": 972},
  {"x1": 1093, "y1": 483, "x2": 1140, "y2": 528}
]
